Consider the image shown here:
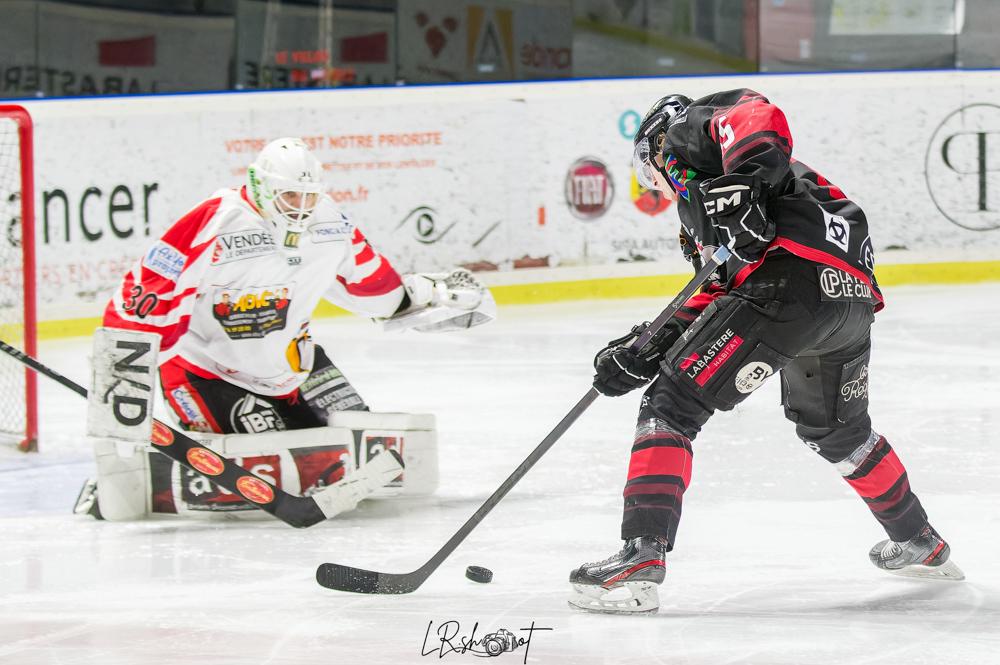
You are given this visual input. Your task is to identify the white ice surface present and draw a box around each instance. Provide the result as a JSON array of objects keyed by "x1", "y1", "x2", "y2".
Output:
[{"x1": 2, "y1": 284, "x2": 999, "y2": 665}]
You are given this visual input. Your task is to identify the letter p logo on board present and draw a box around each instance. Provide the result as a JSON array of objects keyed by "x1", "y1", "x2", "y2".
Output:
[{"x1": 87, "y1": 328, "x2": 160, "y2": 443}]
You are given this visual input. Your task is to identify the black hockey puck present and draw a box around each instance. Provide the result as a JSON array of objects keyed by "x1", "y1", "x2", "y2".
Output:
[{"x1": 465, "y1": 565, "x2": 493, "y2": 583}]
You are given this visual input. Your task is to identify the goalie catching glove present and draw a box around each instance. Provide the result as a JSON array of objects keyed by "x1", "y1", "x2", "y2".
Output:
[
  {"x1": 384, "y1": 268, "x2": 496, "y2": 333},
  {"x1": 699, "y1": 173, "x2": 775, "y2": 264}
]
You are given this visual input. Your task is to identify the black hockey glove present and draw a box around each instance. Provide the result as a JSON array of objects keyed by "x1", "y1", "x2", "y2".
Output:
[
  {"x1": 593, "y1": 321, "x2": 676, "y2": 397},
  {"x1": 700, "y1": 174, "x2": 775, "y2": 264}
]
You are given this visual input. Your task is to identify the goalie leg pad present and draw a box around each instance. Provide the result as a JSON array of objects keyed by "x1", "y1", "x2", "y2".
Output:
[
  {"x1": 200, "y1": 411, "x2": 437, "y2": 498},
  {"x1": 327, "y1": 411, "x2": 438, "y2": 498},
  {"x1": 85, "y1": 327, "x2": 159, "y2": 521},
  {"x1": 150, "y1": 413, "x2": 438, "y2": 517},
  {"x1": 92, "y1": 438, "x2": 151, "y2": 521},
  {"x1": 87, "y1": 327, "x2": 158, "y2": 442}
]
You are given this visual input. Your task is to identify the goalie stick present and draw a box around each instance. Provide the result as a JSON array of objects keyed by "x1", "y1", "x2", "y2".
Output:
[
  {"x1": 315, "y1": 245, "x2": 733, "y2": 593},
  {"x1": 0, "y1": 338, "x2": 402, "y2": 528}
]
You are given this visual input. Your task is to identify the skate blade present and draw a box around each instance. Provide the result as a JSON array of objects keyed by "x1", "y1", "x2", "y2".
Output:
[
  {"x1": 886, "y1": 558, "x2": 965, "y2": 581},
  {"x1": 568, "y1": 581, "x2": 660, "y2": 615}
]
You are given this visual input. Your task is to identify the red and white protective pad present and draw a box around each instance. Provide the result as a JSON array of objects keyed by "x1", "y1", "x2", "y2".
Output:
[{"x1": 151, "y1": 412, "x2": 438, "y2": 517}]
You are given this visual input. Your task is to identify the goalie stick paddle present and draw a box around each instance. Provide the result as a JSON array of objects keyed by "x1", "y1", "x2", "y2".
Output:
[
  {"x1": 0, "y1": 338, "x2": 399, "y2": 529},
  {"x1": 315, "y1": 246, "x2": 733, "y2": 594}
]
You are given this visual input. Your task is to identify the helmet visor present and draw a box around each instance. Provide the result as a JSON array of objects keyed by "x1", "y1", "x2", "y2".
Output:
[
  {"x1": 275, "y1": 190, "x2": 320, "y2": 223},
  {"x1": 632, "y1": 139, "x2": 659, "y2": 190},
  {"x1": 632, "y1": 141, "x2": 656, "y2": 189}
]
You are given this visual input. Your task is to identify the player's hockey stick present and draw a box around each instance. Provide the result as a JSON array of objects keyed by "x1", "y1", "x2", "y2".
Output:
[
  {"x1": 316, "y1": 245, "x2": 733, "y2": 593},
  {"x1": 0, "y1": 338, "x2": 402, "y2": 528}
]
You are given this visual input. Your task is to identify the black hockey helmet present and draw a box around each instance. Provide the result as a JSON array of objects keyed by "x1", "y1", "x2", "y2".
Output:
[{"x1": 632, "y1": 94, "x2": 692, "y2": 189}]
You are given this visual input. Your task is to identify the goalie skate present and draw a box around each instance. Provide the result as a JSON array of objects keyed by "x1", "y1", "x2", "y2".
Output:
[
  {"x1": 869, "y1": 523, "x2": 965, "y2": 581},
  {"x1": 568, "y1": 536, "x2": 667, "y2": 614},
  {"x1": 72, "y1": 478, "x2": 103, "y2": 520}
]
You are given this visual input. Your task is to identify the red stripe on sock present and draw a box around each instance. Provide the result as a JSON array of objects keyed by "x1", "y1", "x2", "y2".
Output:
[
  {"x1": 627, "y1": 446, "x2": 692, "y2": 487},
  {"x1": 864, "y1": 477, "x2": 911, "y2": 513},
  {"x1": 846, "y1": 448, "x2": 906, "y2": 499},
  {"x1": 623, "y1": 483, "x2": 685, "y2": 499}
]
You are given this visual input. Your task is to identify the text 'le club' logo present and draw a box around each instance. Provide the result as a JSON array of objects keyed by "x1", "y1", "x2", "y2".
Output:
[
  {"x1": 926, "y1": 103, "x2": 1000, "y2": 231},
  {"x1": 565, "y1": 157, "x2": 613, "y2": 220}
]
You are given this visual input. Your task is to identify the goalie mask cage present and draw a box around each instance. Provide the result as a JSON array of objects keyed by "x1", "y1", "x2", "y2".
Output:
[{"x1": 0, "y1": 105, "x2": 38, "y2": 452}]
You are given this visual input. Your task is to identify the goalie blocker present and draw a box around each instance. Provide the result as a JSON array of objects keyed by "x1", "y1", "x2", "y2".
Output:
[{"x1": 84, "y1": 328, "x2": 438, "y2": 521}]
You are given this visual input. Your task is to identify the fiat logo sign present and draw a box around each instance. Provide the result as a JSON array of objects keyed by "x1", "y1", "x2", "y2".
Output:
[{"x1": 565, "y1": 157, "x2": 614, "y2": 220}]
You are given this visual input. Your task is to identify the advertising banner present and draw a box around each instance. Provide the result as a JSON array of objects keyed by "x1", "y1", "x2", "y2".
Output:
[{"x1": 13, "y1": 70, "x2": 1000, "y2": 321}]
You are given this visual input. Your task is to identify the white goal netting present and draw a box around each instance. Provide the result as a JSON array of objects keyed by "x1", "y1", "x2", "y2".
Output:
[{"x1": 0, "y1": 110, "x2": 36, "y2": 450}]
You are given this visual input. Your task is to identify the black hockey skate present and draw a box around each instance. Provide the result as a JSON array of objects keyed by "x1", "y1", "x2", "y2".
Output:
[
  {"x1": 568, "y1": 536, "x2": 667, "y2": 614},
  {"x1": 869, "y1": 523, "x2": 963, "y2": 581},
  {"x1": 72, "y1": 478, "x2": 104, "y2": 520}
]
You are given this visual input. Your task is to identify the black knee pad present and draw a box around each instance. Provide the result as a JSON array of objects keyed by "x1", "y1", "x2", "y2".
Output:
[{"x1": 781, "y1": 346, "x2": 872, "y2": 462}]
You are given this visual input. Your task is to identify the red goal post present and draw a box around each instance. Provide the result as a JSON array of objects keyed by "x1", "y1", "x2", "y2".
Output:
[{"x1": 0, "y1": 105, "x2": 38, "y2": 452}]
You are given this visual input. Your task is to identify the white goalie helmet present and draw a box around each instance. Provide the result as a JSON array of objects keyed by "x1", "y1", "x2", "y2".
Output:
[{"x1": 247, "y1": 137, "x2": 324, "y2": 246}]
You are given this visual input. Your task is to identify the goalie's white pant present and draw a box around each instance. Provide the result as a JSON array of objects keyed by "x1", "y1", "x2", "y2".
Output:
[{"x1": 91, "y1": 412, "x2": 438, "y2": 521}]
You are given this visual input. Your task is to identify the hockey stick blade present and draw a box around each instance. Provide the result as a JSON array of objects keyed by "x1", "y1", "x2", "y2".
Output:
[
  {"x1": 0, "y1": 338, "x2": 371, "y2": 529},
  {"x1": 315, "y1": 564, "x2": 414, "y2": 594},
  {"x1": 313, "y1": 249, "x2": 733, "y2": 595}
]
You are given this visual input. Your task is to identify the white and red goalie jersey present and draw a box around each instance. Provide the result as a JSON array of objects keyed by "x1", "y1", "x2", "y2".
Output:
[{"x1": 104, "y1": 186, "x2": 405, "y2": 395}]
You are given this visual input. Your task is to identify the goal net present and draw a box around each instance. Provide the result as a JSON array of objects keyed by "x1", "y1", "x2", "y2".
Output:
[{"x1": 0, "y1": 105, "x2": 38, "y2": 452}]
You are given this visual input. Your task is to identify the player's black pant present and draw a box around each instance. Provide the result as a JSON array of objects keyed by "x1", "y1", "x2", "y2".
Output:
[
  {"x1": 622, "y1": 253, "x2": 928, "y2": 546},
  {"x1": 159, "y1": 345, "x2": 368, "y2": 434}
]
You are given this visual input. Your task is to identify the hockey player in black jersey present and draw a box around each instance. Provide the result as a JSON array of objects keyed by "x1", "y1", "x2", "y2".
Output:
[{"x1": 569, "y1": 90, "x2": 963, "y2": 615}]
